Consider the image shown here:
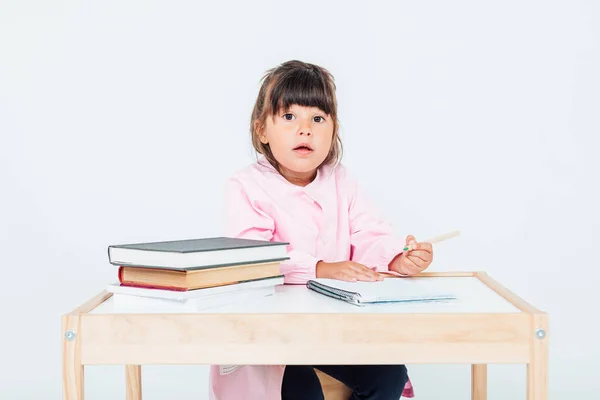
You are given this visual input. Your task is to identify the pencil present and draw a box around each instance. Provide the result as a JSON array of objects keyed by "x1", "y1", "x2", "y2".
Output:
[{"x1": 402, "y1": 230, "x2": 461, "y2": 251}]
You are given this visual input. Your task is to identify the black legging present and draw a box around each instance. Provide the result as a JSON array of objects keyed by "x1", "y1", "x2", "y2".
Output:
[{"x1": 281, "y1": 364, "x2": 408, "y2": 400}]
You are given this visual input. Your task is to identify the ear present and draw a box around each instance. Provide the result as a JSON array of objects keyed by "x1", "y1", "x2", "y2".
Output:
[{"x1": 254, "y1": 120, "x2": 268, "y2": 144}]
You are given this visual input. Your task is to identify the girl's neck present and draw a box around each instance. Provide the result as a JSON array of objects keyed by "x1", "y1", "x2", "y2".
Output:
[{"x1": 279, "y1": 166, "x2": 317, "y2": 187}]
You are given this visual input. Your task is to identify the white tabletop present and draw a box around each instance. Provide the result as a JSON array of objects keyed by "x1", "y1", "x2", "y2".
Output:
[{"x1": 90, "y1": 276, "x2": 520, "y2": 314}]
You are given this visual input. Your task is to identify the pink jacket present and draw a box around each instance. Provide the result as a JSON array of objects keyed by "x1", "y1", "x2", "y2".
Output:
[{"x1": 209, "y1": 157, "x2": 415, "y2": 399}]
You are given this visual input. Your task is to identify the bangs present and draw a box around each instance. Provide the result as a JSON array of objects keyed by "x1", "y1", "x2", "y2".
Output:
[{"x1": 268, "y1": 68, "x2": 335, "y2": 116}]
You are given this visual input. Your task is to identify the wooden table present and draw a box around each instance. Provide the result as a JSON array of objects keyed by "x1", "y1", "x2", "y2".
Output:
[{"x1": 62, "y1": 272, "x2": 548, "y2": 399}]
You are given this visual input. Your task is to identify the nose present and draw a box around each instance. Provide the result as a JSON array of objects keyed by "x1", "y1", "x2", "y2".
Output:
[{"x1": 298, "y1": 120, "x2": 312, "y2": 136}]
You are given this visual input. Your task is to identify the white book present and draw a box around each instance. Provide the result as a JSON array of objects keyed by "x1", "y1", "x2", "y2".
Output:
[
  {"x1": 306, "y1": 277, "x2": 457, "y2": 306},
  {"x1": 106, "y1": 275, "x2": 284, "y2": 301},
  {"x1": 111, "y1": 285, "x2": 277, "y2": 312}
]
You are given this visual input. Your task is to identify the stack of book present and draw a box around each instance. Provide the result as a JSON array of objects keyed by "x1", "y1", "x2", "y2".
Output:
[{"x1": 105, "y1": 237, "x2": 289, "y2": 312}]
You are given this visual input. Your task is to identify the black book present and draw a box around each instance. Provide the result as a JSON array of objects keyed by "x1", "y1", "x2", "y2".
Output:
[{"x1": 108, "y1": 236, "x2": 289, "y2": 271}]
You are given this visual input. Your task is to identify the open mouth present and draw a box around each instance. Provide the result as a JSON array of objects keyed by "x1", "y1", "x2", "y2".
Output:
[{"x1": 293, "y1": 144, "x2": 313, "y2": 153}]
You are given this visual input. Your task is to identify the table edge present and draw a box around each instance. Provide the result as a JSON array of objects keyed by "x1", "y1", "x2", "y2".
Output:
[
  {"x1": 474, "y1": 272, "x2": 544, "y2": 315},
  {"x1": 64, "y1": 271, "x2": 546, "y2": 317}
]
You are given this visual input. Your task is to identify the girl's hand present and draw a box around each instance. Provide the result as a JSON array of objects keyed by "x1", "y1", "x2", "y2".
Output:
[
  {"x1": 316, "y1": 260, "x2": 383, "y2": 282},
  {"x1": 390, "y1": 235, "x2": 433, "y2": 275}
]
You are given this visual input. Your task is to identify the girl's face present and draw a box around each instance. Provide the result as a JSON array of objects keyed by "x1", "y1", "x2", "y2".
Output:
[{"x1": 258, "y1": 104, "x2": 334, "y2": 186}]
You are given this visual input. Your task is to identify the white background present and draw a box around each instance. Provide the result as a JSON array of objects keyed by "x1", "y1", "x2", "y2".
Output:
[{"x1": 1, "y1": 0, "x2": 598, "y2": 399}]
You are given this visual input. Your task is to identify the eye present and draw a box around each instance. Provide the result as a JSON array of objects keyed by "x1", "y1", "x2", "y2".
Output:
[
  {"x1": 314, "y1": 116, "x2": 326, "y2": 123},
  {"x1": 283, "y1": 113, "x2": 295, "y2": 121}
]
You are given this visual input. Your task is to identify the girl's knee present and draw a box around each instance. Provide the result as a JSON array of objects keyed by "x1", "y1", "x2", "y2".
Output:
[
  {"x1": 392, "y1": 364, "x2": 408, "y2": 384},
  {"x1": 374, "y1": 365, "x2": 408, "y2": 398},
  {"x1": 281, "y1": 366, "x2": 324, "y2": 400},
  {"x1": 350, "y1": 364, "x2": 408, "y2": 399}
]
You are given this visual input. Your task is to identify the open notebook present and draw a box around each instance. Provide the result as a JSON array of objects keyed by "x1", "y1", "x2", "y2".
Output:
[{"x1": 306, "y1": 277, "x2": 457, "y2": 306}]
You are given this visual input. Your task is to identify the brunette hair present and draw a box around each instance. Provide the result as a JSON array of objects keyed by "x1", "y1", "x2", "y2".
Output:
[{"x1": 250, "y1": 60, "x2": 342, "y2": 172}]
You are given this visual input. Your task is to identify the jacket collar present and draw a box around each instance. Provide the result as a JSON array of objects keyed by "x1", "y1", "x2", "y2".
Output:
[{"x1": 255, "y1": 155, "x2": 337, "y2": 207}]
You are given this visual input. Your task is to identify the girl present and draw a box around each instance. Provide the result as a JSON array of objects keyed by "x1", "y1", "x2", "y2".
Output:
[{"x1": 209, "y1": 60, "x2": 433, "y2": 400}]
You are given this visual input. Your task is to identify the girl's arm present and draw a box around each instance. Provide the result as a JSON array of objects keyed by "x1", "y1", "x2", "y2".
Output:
[
  {"x1": 224, "y1": 178, "x2": 321, "y2": 284},
  {"x1": 345, "y1": 172, "x2": 406, "y2": 273}
]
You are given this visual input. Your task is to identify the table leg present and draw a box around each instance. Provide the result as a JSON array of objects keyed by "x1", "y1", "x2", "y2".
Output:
[
  {"x1": 126, "y1": 365, "x2": 142, "y2": 400},
  {"x1": 527, "y1": 315, "x2": 549, "y2": 400},
  {"x1": 471, "y1": 364, "x2": 487, "y2": 400},
  {"x1": 62, "y1": 315, "x2": 84, "y2": 400}
]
